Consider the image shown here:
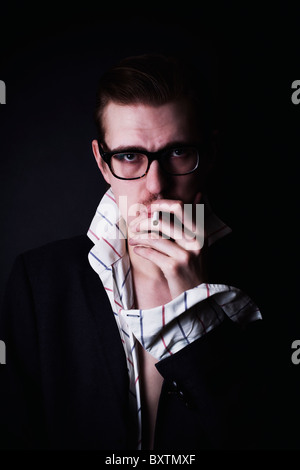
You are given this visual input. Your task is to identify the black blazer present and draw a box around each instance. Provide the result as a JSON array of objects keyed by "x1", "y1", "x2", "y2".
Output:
[{"x1": 0, "y1": 235, "x2": 292, "y2": 450}]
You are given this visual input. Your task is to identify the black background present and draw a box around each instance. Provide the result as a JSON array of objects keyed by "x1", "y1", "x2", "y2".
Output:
[{"x1": 0, "y1": 1, "x2": 300, "y2": 450}]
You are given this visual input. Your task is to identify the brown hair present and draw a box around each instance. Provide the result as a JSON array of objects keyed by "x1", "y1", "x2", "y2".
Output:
[{"x1": 94, "y1": 53, "x2": 215, "y2": 145}]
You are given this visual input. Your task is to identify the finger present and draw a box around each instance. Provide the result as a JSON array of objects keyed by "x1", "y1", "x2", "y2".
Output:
[
  {"x1": 127, "y1": 210, "x2": 148, "y2": 235},
  {"x1": 129, "y1": 197, "x2": 204, "y2": 249},
  {"x1": 129, "y1": 230, "x2": 201, "y2": 254},
  {"x1": 148, "y1": 198, "x2": 204, "y2": 240},
  {"x1": 132, "y1": 213, "x2": 202, "y2": 250},
  {"x1": 132, "y1": 244, "x2": 176, "y2": 273},
  {"x1": 132, "y1": 245, "x2": 203, "y2": 298},
  {"x1": 131, "y1": 243, "x2": 201, "y2": 279},
  {"x1": 130, "y1": 200, "x2": 186, "y2": 233}
]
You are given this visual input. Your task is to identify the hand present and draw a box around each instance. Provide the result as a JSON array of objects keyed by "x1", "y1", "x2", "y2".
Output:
[{"x1": 128, "y1": 193, "x2": 205, "y2": 299}]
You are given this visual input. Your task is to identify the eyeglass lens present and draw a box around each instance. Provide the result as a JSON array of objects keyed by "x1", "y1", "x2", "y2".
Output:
[{"x1": 110, "y1": 147, "x2": 198, "y2": 179}]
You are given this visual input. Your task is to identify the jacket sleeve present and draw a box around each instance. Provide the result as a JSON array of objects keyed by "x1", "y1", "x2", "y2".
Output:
[
  {"x1": 154, "y1": 316, "x2": 283, "y2": 450},
  {"x1": 0, "y1": 255, "x2": 47, "y2": 449}
]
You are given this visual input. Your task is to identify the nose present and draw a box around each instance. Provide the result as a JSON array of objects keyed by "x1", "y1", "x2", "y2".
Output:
[{"x1": 145, "y1": 160, "x2": 169, "y2": 195}]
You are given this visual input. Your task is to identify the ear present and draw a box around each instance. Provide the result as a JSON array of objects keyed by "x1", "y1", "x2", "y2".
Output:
[{"x1": 92, "y1": 139, "x2": 111, "y2": 185}]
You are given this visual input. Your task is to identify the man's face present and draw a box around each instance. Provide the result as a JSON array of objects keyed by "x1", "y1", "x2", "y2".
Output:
[{"x1": 92, "y1": 100, "x2": 204, "y2": 221}]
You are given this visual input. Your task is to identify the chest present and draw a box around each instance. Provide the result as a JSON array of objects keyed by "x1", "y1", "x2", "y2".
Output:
[
  {"x1": 131, "y1": 273, "x2": 170, "y2": 447},
  {"x1": 138, "y1": 343, "x2": 164, "y2": 449}
]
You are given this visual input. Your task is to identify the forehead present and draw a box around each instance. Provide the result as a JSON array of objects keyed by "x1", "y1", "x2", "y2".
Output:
[{"x1": 102, "y1": 101, "x2": 198, "y2": 151}]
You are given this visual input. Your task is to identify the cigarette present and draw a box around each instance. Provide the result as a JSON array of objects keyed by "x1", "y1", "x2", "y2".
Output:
[{"x1": 152, "y1": 211, "x2": 159, "y2": 226}]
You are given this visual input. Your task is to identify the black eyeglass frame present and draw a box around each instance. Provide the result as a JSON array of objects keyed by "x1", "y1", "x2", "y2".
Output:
[{"x1": 98, "y1": 141, "x2": 200, "y2": 180}]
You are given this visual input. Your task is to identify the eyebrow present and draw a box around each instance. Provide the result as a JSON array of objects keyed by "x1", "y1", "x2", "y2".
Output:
[{"x1": 105, "y1": 141, "x2": 195, "y2": 154}]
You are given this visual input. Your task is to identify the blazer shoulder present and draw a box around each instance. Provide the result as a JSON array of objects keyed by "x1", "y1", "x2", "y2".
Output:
[
  {"x1": 15, "y1": 235, "x2": 94, "y2": 286},
  {"x1": 22, "y1": 234, "x2": 92, "y2": 265}
]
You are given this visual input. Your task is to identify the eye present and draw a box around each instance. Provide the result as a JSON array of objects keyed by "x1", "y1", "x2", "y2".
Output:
[
  {"x1": 114, "y1": 153, "x2": 139, "y2": 162},
  {"x1": 170, "y1": 148, "x2": 187, "y2": 157}
]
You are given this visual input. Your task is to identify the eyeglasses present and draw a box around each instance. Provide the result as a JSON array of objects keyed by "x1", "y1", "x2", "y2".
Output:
[{"x1": 98, "y1": 142, "x2": 200, "y2": 180}]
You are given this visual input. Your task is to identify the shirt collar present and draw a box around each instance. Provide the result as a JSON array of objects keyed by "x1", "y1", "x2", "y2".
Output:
[
  {"x1": 87, "y1": 188, "x2": 127, "y2": 274},
  {"x1": 87, "y1": 188, "x2": 232, "y2": 274}
]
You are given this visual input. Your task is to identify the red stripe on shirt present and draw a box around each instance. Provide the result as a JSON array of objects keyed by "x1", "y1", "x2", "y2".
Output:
[
  {"x1": 197, "y1": 316, "x2": 206, "y2": 334},
  {"x1": 105, "y1": 192, "x2": 117, "y2": 203},
  {"x1": 160, "y1": 333, "x2": 173, "y2": 356},
  {"x1": 206, "y1": 283, "x2": 210, "y2": 297},
  {"x1": 102, "y1": 237, "x2": 122, "y2": 258},
  {"x1": 127, "y1": 357, "x2": 134, "y2": 367},
  {"x1": 88, "y1": 228, "x2": 100, "y2": 240},
  {"x1": 114, "y1": 300, "x2": 123, "y2": 309}
]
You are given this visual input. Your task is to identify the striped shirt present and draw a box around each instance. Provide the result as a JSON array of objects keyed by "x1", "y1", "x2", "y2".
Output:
[{"x1": 87, "y1": 188, "x2": 262, "y2": 449}]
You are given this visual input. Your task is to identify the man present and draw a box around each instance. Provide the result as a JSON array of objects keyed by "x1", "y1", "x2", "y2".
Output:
[{"x1": 0, "y1": 54, "x2": 283, "y2": 450}]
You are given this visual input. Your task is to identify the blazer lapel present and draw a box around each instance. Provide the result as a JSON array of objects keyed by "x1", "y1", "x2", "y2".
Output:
[{"x1": 82, "y1": 255, "x2": 129, "y2": 404}]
